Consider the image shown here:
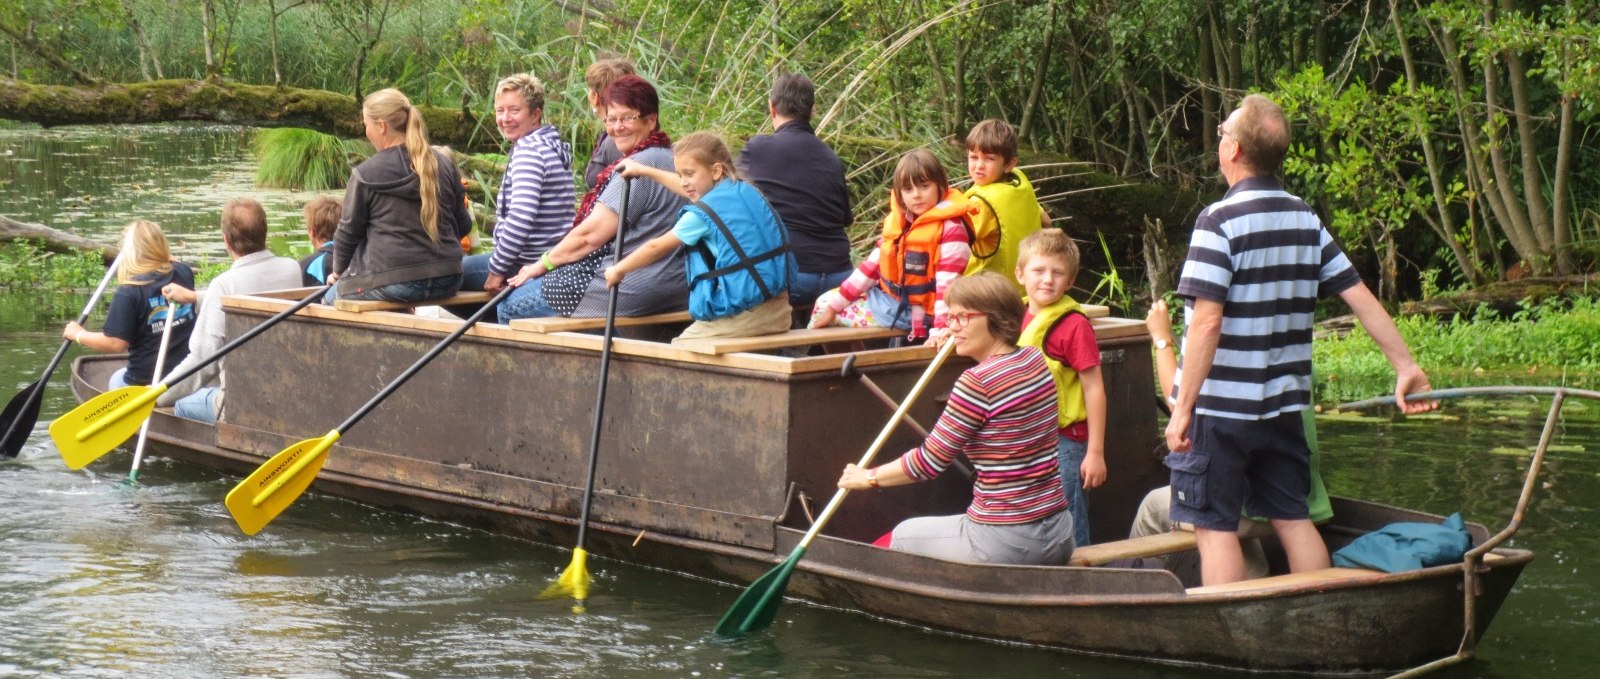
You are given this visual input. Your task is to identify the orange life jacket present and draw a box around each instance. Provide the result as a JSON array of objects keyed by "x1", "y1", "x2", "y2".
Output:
[{"x1": 875, "y1": 188, "x2": 976, "y2": 320}]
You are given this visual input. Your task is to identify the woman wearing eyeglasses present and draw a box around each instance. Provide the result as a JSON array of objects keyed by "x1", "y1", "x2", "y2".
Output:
[
  {"x1": 500, "y1": 74, "x2": 689, "y2": 322},
  {"x1": 836, "y1": 272, "x2": 1074, "y2": 565}
]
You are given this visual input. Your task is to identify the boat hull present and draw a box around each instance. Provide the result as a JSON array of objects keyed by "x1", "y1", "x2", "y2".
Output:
[{"x1": 65, "y1": 292, "x2": 1531, "y2": 674}]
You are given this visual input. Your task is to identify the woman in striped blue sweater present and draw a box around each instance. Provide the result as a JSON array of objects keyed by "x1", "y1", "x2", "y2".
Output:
[{"x1": 837, "y1": 272, "x2": 1074, "y2": 565}]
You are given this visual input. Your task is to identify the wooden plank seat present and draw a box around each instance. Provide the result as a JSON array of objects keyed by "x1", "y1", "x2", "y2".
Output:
[
  {"x1": 508, "y1": 310, "x2": 693, "y2": 333},
  {"x1": 1186, "y1": 567, "x2": 1385, "y2": 595},
  {"x1": 1069, "y1": 530, "x2": 1198, "y2": 567},
  {"x1": 333, "y1": 291, "x2": 493, "y2": 313},
  {"x1": 674, "y1": 326, "x2": 906, "y2": 355}
]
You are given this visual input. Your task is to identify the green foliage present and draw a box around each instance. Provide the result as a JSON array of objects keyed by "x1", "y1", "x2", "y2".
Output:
[
  {"x1": 251, "y1": 128, "x2": 366, "y2": 190},
  {"x1": 1315, "y1": 296, "x2": 1600, "y2": 403},
  {"x1": 0, "y1": 241, "x2": 108, "y2": 291}
]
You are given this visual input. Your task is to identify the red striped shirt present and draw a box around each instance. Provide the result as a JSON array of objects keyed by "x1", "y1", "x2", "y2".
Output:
[{"x1": 899, "y1": 347, "x2": 1066, "y2": 524}]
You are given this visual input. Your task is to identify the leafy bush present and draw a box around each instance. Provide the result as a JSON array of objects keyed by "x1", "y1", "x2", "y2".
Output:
[{"x1": 252, "y1": 128, "x2": 367, "y2": 191}]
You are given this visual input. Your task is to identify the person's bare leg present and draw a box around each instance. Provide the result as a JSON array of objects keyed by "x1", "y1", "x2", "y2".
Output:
[
  {"x1": 1195, "y1": 526, "x2": 1247, "y2": 585},
  {"x1": 1271, "y1": 518, "x2": 1331, "y2": 572}
]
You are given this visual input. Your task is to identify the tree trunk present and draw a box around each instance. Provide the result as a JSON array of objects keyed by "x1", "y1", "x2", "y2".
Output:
[
  {"x1": 1018, "y1": 0, "x2": 1057, "y2": 146},
  {"x1": 201, "y1": 1, "x2": 216, "y2": 79},
  {"x1": 1, "y1": 214, "x2": 119, "y2": 263},
  {"x1": 123, "y1": 3, "x2": 155, "y2": 82},
  {"x1": 1499, "y1": 0, "x2": 1552, "y2": 261},
  {"x1": 1388, "y1": 0, "x2": 1478, "y2": 284},
  {"x1": 0, "y1": 78, "x2": 488, "y2": 149},
  {"x1": 0, "y1": 20, "x2": 101, "y2": 86},
  {"x1": 269, "y1": 0, "x2": 282, "y2": 86}
]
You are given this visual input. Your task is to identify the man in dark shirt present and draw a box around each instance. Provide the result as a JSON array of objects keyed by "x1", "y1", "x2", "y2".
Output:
[{"x1": 736, "y1": 74, "x2": 856, "y2": 309}]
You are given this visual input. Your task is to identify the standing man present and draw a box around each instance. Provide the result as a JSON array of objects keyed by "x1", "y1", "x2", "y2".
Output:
[
  {"x1": 736, "y1": 73, "x2": 855, "y2": 309},
  {"x1": 1166, "y1": 94, "x2": 1435, "y2": 586},
  {"x1": 158, "y1": 198, "x2": 303, "y2": 423}
]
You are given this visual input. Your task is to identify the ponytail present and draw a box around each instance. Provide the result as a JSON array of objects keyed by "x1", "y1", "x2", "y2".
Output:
[{"x1": 364, "y1": 89, "x2": 443, "y2": 243}]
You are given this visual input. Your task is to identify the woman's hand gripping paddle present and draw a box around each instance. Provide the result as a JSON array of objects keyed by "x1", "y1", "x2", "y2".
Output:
[
  {"x1": 714, "y1": 339, "x2": 957, "y2": 636},
  {"x1": 225, "y1": 284, "x2": 516, "y2": 535},
  {"x1": 50, "y1": 286, "x2": 328, "y2": 470},
  {"x1": 124, "y1": 293, "x2": 179, "y2": 485},
  {"x1": 538, "y1": 179, "x2": 631, "y2": 613},
  {"x1": 1, "y1": 252, "x2": 122, "y2": 459}
]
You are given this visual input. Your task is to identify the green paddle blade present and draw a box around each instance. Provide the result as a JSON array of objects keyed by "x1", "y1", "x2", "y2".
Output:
[
  {"x1": 714, "y1": 546, "x2": 805, "y2": 637},
  {"x1": 537, "y1": 547, "x2": 593, "y2": 613},
  {"x1": 50, "y1": 385, "x2": 164, "y2": 470},
  {"x1": 225, "y1": 431, "x2": 339, "y2": 535}
]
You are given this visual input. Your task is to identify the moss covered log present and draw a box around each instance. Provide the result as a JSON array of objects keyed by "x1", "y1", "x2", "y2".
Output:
[
  {"x1": 1, "y1": 214, "x2": 118, "y2": 262},
  {"x1": 0, "y1": 78, "x2": 497, "y2": 150}
]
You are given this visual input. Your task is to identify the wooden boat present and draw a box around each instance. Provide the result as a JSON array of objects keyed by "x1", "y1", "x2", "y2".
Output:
[{"x1": 66, "y1": 288, "x2": 1534, "y2": 674}]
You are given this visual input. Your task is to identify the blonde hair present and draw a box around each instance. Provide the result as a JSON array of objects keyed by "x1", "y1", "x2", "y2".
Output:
[
  {"x1": 946, "y1": 272, "x2": 1025, "y2": 345},
  {"x1": 1016, "y1": 228, "x2": 1080, "y2": 283},
  {"x1": 584, "y1": 57, "x2": 636, "y2": 97},
  {"x1": 117, "y1": 220, "x2": 174, "y2": 284},
  {"x1": 672, "y1": 131, "x2": 739, "y2": 182},
  {"x1": 364, "y1": 88, "x2": 443, "y2": 242},
  {"x1": 495, "y1": 73, "x2": 545, "y2": 113}
]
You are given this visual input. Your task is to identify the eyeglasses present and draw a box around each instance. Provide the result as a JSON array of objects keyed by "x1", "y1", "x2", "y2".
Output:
[
  {"x1": 603, "y1": 114, "x2": 642, "y2": 127},
  {"x1": 1216, "y1": 123, "x2": 1231, "y2": 139},
  {"x1": 944, "y1": 311, "x2": 987, "y2": 327}
]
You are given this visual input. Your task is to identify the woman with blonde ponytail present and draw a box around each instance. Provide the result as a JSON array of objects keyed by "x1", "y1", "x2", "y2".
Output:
[{"x1": 327, "y1": 88, "x2": 472, "y2": 304}]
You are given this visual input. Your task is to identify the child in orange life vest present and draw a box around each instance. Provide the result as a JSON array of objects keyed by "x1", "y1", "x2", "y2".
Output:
[
  {"x1": 809, "y1": 148, "x2": 974, "y2": 343},
  {"x1": 1015, "y1": 228, "x2": 1105, "y2": 547},
  {"x1": 964, "y1": 119, "x2": 1049, "y2": 292}
]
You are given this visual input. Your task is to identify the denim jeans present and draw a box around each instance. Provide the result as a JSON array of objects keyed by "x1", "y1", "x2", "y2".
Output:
[
  {"x1": 174, "y1": 387, "x2": 220, "y2": 424},
  {"x1": 324, "y1": 273, "x2": 462, "y2": 304},
  {"x1": 789, "y1": 268, "x2": 853, "y2": 309},
  {"x1": 1057, "y1": 435, "x2": 1092, "y2": 546},
  {"x1": 497, "y1": 276, "x2": 563, "y2": 324},
  {"x1": 446, "y1": 254, "x2": 500, "y2": 320}
]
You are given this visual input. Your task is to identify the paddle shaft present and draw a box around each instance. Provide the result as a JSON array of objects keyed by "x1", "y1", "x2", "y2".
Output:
[
  {"x1": 573, "y1": 178, "x2": 630, "y2": 550},
  {"x1": 127, "y1": 293, "x2": 178, "y2": 478},
  {"x1": 1, "y1": 252, "x2": 123, "y2": 456},
  {"x1": 796, "y1": 340, "x2": 957, "y2": 552},
  {"x1": 331, "y1": 285, "x2": 515, "y2": 435}
]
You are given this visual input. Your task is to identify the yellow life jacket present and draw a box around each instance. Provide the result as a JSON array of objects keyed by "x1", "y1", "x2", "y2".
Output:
[
  {"x1": 964, "y1": 169, "x2": 1044, "y2": 289},
  {"x1": 1017, "y1": 294, "x2": 1089, "y2": 428}
]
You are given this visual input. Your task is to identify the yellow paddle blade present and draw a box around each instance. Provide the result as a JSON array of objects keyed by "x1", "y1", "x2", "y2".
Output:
[
  {"x1": 225, "y1": 431, "x2": 339, "y2": 536},
  {"x1": 537, "y1": 547, "x2": 592, "y2": 613},
  {"x1": 50, "y1": 385, "x2": 164, "y2": 470}
]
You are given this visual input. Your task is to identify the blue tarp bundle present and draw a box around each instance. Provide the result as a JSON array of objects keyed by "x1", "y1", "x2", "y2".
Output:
[{"x1": 1331, "y1": 513, "x2": 1472, "y2": 573}]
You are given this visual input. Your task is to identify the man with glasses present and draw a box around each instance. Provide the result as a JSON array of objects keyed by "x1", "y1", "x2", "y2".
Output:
[{"x1": 1165, "y1": 94, "x2": 1436, "y2": 586}]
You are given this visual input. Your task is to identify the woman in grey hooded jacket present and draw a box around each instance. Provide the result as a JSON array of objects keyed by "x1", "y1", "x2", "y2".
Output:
[{"x1": 326, "y1": 88, "x2": 472, "y2": 303}]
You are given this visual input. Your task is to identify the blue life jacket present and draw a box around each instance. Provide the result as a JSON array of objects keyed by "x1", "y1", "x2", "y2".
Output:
[{"x1": 681, "y1": 180, "x2": 795, "y2": 321}]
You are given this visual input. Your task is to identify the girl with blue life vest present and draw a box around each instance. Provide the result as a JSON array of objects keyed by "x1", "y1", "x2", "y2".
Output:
[
  {"x1": 63, "y1": 220, "x2": 196, "y2": 390},
  {"x1": 809, "y1": 148, "x2": 974, "y2": 344},
  {"x1": 604, "y1": 131, "x2": 795, "y2": 341}
]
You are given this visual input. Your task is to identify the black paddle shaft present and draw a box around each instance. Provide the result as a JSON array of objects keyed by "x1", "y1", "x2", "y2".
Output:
[
  {"x1": 335, "y1": 284, "x2": 517, "y2": 433},
  {"x1": 2, "y1": 254, "x2": 123, "y2": 457},
  {"x1": 574, "y1": 178, "x2": 631, "y2": 549},
  {"x1": 153, "y1": 286, "x2": 329, "y2": 393}
]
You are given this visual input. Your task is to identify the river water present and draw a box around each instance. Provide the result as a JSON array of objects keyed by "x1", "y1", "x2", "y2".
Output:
[{"x1": 2, "y1": 124, "x2": 1598, "y2": 677}]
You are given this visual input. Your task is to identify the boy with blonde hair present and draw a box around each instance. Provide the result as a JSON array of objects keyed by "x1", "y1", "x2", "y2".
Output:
[
  {"x1": 1015, "y1": 229, "x2": 1105, "y2": 546},
  {"x1": 965, "y1": 119, "x2": 1049, "y2": 291}
]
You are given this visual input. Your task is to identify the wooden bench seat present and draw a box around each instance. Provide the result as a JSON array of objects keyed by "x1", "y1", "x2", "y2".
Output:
[
  {"x1": 508, "y1": 310, "x2": 693, "y2": 333},
  {"x1": 1069, "y1": 530, "x2": 1197, "y2": 567},
  {"x1": 1186, "y1": 567, "x2": 1385, "y2": 595},
  {"x1": 674, "y1": 326, "x2": 906, "y2": 355},
  {"x1": 333, "y1": 291, "x2": 493, "y2": 313}
]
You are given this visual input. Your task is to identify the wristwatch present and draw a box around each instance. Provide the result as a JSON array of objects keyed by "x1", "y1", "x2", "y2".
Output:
[{"x1": 1153, "y1": 338, "x2": 1171, "y2": 351}]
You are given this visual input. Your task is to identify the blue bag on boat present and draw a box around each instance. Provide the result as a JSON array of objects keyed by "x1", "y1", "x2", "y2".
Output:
[{"x1": 1330, "y1": 512, "x2": 1471, "y2": 573}]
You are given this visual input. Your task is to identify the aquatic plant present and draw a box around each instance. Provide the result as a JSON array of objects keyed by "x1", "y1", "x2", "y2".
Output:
[{"x1": 251, "y1": 128, "x2": 368, "y2": 191}]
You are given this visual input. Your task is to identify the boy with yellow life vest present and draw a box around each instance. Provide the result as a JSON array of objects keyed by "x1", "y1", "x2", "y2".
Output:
[
  {"x1": 810, "y1": 148, "x2": 974, "y2": 343},
  {"x1": 1015, "y1": 229, "x2": 1106, "y2": 547},
  {"x1": 965, "y1": 119, "x2": 1049, "y2": 293}
]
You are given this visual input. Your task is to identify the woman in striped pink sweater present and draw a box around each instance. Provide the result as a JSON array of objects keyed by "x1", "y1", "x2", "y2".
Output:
[{"x1": 838, "y1": 272, "x2": 1073, "y2": 565}]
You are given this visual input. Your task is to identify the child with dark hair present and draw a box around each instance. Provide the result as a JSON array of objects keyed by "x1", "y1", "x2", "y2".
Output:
[
  {"x1": 964, "y1": 119, "x2": 1048, "y2": 291},
  {"x1": 809, "y1": 148, "x2": 974, "y2": 343}
]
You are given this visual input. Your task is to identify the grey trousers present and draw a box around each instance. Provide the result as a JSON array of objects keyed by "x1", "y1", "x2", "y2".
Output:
[{"x1": 891, "y1": 510, "x2": 1075, "y2": 565}]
